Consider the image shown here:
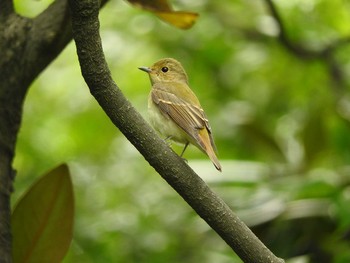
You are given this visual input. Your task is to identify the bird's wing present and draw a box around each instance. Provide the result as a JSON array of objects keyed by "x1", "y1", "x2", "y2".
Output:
[{"x1": 151, "y1": 86, "x2": 214, "y2": 150}]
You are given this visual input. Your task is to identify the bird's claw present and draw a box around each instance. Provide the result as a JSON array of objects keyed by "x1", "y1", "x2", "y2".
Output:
[{"x1": 163, "y1": 136, "x2": 172, "y2": 146}]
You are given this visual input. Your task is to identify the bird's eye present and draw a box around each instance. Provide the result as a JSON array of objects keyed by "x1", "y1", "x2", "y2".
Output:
[{"x1": 161, "y1": 67, "x2": 169, "y2": 73}]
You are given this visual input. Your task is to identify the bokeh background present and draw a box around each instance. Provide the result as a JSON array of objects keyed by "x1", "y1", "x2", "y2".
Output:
[{"x1": 12, "y1": 0, "x2": 350, "y2": 262}]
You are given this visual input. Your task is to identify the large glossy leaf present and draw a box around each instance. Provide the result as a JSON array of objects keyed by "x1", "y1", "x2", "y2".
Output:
[
  {"x1": 12, "y1": 164, "x2": 74, "y2": 263},
  {"x1": 127, "y1": 0, "x2": 198, "y2": 29}
]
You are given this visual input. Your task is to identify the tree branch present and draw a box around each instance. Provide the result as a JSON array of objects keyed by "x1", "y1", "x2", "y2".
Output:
[
  {"x1": 264, "y1": 0, "x2": 350, "y2": 93},
  {"x1": 264, "y1": 0, "x2": 320, "y2": 59},
  {"x1": 22, "y1": 0, "x2": 109, "y2": 88},
  {"x1": 25, "y1": 0, "x2": 72, "y2": 83},
  {"x1": 0, "y1": 0, "x2": 14, "y2": 22},
  {"x1": 68, "y1": 0, "x2": 285, "y2": 262}
]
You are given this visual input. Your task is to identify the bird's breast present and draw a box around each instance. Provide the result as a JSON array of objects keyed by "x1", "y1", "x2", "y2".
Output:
[{"x1": 148, "y1": 94, "x2": 188, "y2": 144}]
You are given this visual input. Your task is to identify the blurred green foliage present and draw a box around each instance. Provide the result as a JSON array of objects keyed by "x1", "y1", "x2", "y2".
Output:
[{"x1": 12, "y1": 0, "x2": 350, "y2": 262}]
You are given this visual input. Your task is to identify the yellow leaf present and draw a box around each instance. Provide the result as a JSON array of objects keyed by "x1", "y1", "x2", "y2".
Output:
[
  {"x1": 155, "y1": 11, "x2": 199, "y2": 30},
  {"x1": 127, "y1": 0, "x2": 199, "y2": 29}
]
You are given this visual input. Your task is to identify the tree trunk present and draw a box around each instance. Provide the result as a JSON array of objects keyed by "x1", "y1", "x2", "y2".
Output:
[{"x1": 0, "y1": 0, "x2": 75, "y2": 261}]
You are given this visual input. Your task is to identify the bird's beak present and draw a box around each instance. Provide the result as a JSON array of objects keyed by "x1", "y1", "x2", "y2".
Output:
[{"x1": 138, "y1": 66, "x2": 152, "y2": 73}]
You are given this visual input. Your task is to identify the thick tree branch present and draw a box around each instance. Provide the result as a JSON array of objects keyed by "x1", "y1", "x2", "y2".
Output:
[
  {"x1": 0, "y1": 0, "x2": 14, "y2": 22},
  {"x1": 23, "y1": 0, "x2": 72, "y2": 85},
  {"x1": 68, "y1": 0, "x2": 285, "y2": 262},
  {"x1": 22, "y1": 0, "x2": 108, "y2": 87}
]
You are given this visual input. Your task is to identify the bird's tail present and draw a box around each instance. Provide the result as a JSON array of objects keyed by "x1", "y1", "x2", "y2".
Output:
[{"x1": 197, "y1": 129, "x2": 222, "y2": 172}]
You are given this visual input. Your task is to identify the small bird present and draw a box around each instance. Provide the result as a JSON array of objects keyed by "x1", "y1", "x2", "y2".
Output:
[{"x1": 139, "y1": 58, "x2": 222, "y2": 171}]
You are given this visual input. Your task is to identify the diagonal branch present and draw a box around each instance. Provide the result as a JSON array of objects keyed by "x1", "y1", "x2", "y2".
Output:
[
  {"x1": 264, "y1": 0, "x2": 350, "y2": 92},
  {"x1": 68, "y1": 0, "x2": 285, "y2": 262},
  {"x1": 27, "y1": 0, "x2": 72, "y2": 80},
  {"x1": 264, "y1": 0, "x2": 320, "y2": 59},
  {"x1": 265, "y1": 0, "x2": 350, "y2": 59}
]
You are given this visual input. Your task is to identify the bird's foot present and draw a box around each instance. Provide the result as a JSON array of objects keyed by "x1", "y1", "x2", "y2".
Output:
[{"x1": 163, "y1": 136, "x2": 172, "y2": 146}]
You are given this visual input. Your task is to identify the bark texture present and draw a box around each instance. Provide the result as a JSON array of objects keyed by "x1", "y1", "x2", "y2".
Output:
[{"x1": 0, "y1": 0, "x2": 74, "y2": 261}]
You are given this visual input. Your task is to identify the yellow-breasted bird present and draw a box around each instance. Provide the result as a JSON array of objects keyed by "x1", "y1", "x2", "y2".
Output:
[{"x1": 139, "y1": 58, "x2": 222, "y2": 171}]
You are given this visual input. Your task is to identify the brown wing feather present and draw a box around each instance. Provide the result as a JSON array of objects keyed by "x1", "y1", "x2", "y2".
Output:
[
  {"x1": 151, "y1": 87, "x2": 214, "y2": 151},
  {"x1": 151, "y1": 83, "x2": 221, "y2": 171}
]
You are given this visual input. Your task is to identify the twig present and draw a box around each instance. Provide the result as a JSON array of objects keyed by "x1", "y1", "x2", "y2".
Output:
[{"x1": 264, "y1": 0, "x2": 350, "y2": 92}]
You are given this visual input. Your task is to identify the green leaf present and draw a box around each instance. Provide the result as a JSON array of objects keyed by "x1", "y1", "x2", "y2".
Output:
[{"x1": 12, "y1": 164, "x2": 74, "y2": 263}]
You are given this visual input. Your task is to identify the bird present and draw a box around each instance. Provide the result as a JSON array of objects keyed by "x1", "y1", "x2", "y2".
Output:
[{"x1": 139, "y1": 58, "x2": 222, "y2": 172}]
